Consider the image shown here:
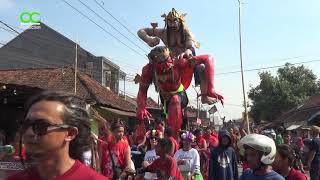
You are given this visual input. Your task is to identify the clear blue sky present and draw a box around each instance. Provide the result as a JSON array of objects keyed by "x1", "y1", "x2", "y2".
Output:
[{"x1": 1, "y1": 0, "x2": 320, "y2": 119}]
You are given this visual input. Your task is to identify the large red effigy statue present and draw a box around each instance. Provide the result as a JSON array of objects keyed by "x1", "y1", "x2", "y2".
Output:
[{"x1": 135, "y1": 8, "x2": 223, "y2": 138}]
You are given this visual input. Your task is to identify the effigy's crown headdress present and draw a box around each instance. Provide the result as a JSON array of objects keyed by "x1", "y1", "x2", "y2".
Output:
[{"x1": 161, "y1": 8, "x2": 187, "y2": 23}]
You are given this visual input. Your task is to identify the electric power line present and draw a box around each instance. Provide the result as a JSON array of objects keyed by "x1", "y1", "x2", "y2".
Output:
[
  {"x1": 93, "y1": 0, "x2": 150, "y2": 50},
  {"x1": 0, "y1": 22, "x2": 78, "y2": 50},
  {"x1": 0, "y1": 22, "x2": 141, "y2": 74},
  {"x1": 216, "y1": 59, "x2": 320, "y2": 76},
  {"x1": 3, "y1": 21, "x2": 143, "y2": 72},
  {"x1": 62, "y1": 0, "x2": 147, "y2": 58},
  {"x1": 0, "y1": 26, "x2": 17, "y2": 36},
  {"x1": 0, "y1": 20, "x2": 20, "y2": 34},
  {"x1": 77, "y1": 0, "x2": 148, "y2": 54},
  {"x1": 3, "y1": 21, "x2": 320, "y2": 79},
  {"x1": 0, "y1": 41, "x2": 139, "y2": 81},
  {"x1": 216, "y1": 55, "x2": 306, "y2": 71},
  {"x1": 3, "y1": 34, "x2": 319, "y2": 80}
]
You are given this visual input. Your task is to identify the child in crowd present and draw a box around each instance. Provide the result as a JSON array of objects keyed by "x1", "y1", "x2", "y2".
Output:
[
  {"x1": 174, "y1": 131, "x2": 203, "y2": 180},
  {"x1": 140, "y1": 138, "x2": 183, "y2": 180},
  {"x1": 142, "y1": 129, "x2": 162, "y2": 179}
]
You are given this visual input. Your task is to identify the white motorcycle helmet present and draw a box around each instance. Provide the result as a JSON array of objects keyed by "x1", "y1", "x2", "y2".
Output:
[{"x1": 238, "y1": 134, "x2": 276, "y2": 165}]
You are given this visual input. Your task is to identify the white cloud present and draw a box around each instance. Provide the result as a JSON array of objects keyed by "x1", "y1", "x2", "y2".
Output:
[{"x1": 0, "y1": 0, "x2": 15, "y2": 10}]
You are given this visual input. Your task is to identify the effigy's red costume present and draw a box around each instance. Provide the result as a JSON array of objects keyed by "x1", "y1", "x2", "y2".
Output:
[{"x1": 136, "y1": 47, "x2": 223, "y2": 138}]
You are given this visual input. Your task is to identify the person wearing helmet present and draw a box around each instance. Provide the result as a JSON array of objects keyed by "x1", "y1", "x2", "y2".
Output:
[
  {"x1": 272, "y1": 144, "x2": 307, "y2": 180},
  {"x1": 308, "y1": 126, "x2": 320, "y2": 180},
  {"x1": 139, "y1": 129, "x2": 163, "y2": 179},
  {"x1": 209, "y1": 129, "x2": 239, "y2": 180},
  {"x1": 174, "y1": 131, "x2": 203, "y2": 180},
  {"x1": 238, "y1": 134, "x2": 284, "y2": 180}
]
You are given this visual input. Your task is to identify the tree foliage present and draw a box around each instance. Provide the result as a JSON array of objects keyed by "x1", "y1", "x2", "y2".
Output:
[{"x1": 248, "y1": 63, "x2": 320, "y2": 123}]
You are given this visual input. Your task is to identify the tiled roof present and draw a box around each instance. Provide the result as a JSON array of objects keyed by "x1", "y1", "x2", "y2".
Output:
[
  {"x1": 146, "y1": 97, "x2": 160, "y2": 109},
  {"x1": 274, "y1": 95, "x2": 320, "y2": 124},
  {"x1": 125, "y1": 96, "x2": 160, "y2": 109},
  {"x1": 0, "y1": 67, "x2": 136, "y2": 112}
]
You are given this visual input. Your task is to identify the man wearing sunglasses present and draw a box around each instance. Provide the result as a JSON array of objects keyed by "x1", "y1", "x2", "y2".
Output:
[{"x1": 8, "y1": 91, "x2": 107, "y2": 180}]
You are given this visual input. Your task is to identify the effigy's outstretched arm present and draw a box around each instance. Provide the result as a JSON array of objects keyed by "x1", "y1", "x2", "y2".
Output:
[
  {"x1": 137, "y1": 84, "x2": 152, "y2": 121},
  {"x1": 136, "y1": 65, "x2": 153, "y2": 121},
  {"x1": 137, "y1": 27, "x2": 164, "y2": 47},
  {"x1": 192, "y1": 55, "x2": 224, "y2": 104}
]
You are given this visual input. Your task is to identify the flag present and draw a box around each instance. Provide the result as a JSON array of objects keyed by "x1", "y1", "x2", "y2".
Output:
[{"x1": 209, "y1": 105, "x2": 218, "y2": 114}]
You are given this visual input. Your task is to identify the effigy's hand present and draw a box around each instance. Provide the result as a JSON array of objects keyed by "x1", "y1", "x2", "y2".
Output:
[
  {"x1": 188, "y1": 57, "x2": 197, "y2": 68},
  {"x1": 134, "y1": 74, "x2": 141, "y2": 84},
  {"x1": 178, "y1": 49, "x2": 193, "y2": 59},
  {"x1": 147, "y1": 37, "x2": 160, "y2": 47},
  {"x1": 137, "y1": 108, "x2": 152, "y2": 122}
]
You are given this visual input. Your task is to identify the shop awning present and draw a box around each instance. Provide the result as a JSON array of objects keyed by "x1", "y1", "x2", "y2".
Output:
[{"x1": 286, "y1": 125, "x2": 302, "y2": 131}]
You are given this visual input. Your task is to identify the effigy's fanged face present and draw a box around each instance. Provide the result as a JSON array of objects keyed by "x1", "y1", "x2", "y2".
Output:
[
  {"x1": 153, "y1": 55, "x2": 169, "y2": 63},
  {"x1": 167, "y1": 18, "x2": 180, "y2": 31},
  {"x1": 152, "y1": 48, "x2": 170, "y2": 63}
]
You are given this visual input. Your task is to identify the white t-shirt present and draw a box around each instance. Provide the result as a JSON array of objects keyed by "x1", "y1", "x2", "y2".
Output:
[
  {"x1": 82, "y1": 150, "x2": 92, "y2": 167},
  {"x1": 144, "y1": 149, "x2": 159, "y2": 179},
  {"x1": 174, "y1": 148, "x2": 201, "y2": 173}
]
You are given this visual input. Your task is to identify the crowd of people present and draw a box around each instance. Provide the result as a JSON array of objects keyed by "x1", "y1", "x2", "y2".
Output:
[{"x1": 0, "y1": 90, "x2": 318, "y2": 180}]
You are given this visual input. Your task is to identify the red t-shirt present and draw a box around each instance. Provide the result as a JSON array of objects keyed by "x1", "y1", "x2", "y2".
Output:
[
  {"x1": 101, "y1": 138, "x2": 129, "y2": 179},
  {"x1": 286, "y1": 168, "x2": 307, "y2": 180},
  {"x1": 204, "y1": 134, "x2": 219, "y2": 148},
  {"x1": 7, "y1": 160, "x2": 107, "y2": 180},
  {"x1": 122, "y1": 135, "x2": 130, "y2": 144},
  {"x1": 195, "y1": 137, "x2": 207, "y2": 149},
  {"x1": 145, "y1": 156, "x2": 183, "y2": 180},
  {"x1": 169, "y1": 136, "x2": 179, "y2": 154}
]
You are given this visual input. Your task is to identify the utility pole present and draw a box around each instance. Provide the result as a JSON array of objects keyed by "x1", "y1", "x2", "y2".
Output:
[
  {"x1": 74, "y1": 38, "x2": 78, "y2": 95},
  {"x1": 238, "y1": 0, "x2": 250, "y2": 133},
  {"x1": 124, "y1": 75, "x2": 126, "y2": 100},
  {"x1": 118, "y1": 71, "x2": 120, "y2": 96},
  {"x1": 192, "y1": 86, "x2": 200, "y2": 118}
]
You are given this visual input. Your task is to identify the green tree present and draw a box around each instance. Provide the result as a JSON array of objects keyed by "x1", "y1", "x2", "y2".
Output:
[{"x1": 248, "y1": 63, "x2": 320, "y2": 123}]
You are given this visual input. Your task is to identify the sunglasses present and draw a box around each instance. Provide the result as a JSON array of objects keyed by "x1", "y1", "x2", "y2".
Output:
[
  {"x1": 21, "y1": 119, "x2": 72, "y2": 136},
  {"x1": 149, "y1": 137, "x2": 159, "y2": 140}
]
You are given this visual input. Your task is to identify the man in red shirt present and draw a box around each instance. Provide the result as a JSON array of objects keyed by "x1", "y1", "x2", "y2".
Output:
[
  {"x1": 203, "y1": 128, "x2": 219, "y2": 149},
  {"x1": 142, "y1": 138, "x2": 183, "y2": 180},
  {"x1": 273, "y1": 144, "x2": 307, "y2": 180},
  {"x1": 7, "y1": 91, "x2": 107, "y2": 180},
  {"x1": 100, "y1": 120, "x2": 132, "y2": 179}
]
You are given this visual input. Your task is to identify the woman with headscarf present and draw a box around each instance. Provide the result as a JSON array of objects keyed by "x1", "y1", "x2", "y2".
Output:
[{"x1": 209, "y1": 130, "x2": 238, "y2": 180}]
